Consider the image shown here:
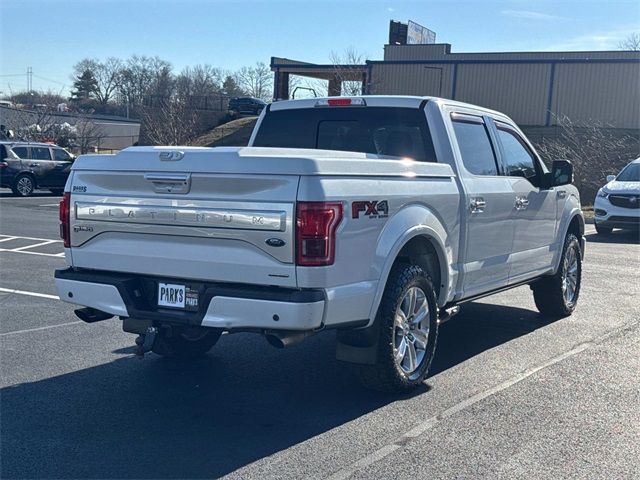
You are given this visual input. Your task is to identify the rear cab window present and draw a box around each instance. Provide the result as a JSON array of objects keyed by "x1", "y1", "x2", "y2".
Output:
[{"x1": 253, "y1": 106, "x2": 437, "y2": 162}]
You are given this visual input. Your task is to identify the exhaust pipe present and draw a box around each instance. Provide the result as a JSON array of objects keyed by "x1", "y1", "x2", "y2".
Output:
[
  {"x1": 74, "y1": 307, "x2": 113, "y2": 323},
  {"x1": 265, "y1": 330, "x2": 314, "y2": 349}
]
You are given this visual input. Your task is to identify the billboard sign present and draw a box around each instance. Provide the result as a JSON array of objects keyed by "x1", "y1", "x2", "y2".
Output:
[{"x1": 407, "y1": 20, "x2": 436, "y2": 44}]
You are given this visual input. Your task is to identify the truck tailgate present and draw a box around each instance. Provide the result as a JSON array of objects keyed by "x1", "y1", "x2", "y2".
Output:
[{"x1": 67, "y1": 168, "x2": 298, "y2": 288}]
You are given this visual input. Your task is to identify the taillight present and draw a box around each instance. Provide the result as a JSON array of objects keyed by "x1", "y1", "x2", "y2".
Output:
[
  {"x1": 296, "y1": 202, "x2": 343, "y2": 266},
  {"x1": 59, "y1": 192, "x2": 70, "y2": 248},
  {"x1": 315, "y1": 98, "x2": 367, "y2": 107}
]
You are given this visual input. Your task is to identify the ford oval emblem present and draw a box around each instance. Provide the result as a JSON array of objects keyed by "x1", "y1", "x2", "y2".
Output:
[{"x1": 266, "y1": 238, "x2": 286, "y2": 247}]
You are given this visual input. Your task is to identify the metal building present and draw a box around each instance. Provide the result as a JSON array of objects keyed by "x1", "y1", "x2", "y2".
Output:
[{"x1": 271, "y1": 43, "x2": 640, "y2": 129}]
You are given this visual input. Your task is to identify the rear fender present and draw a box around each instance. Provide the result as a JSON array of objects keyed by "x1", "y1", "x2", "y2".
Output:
[{"x1": 368, "y1": 204, "x2": 452, "y2": 322}]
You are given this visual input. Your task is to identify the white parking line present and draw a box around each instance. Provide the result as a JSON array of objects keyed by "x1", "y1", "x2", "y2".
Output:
[
  {"x1": 0, "y1": 287, "x2": 59, "y2": 300},
  {"x1": 12, "y1": 240, "x2": 58, "y2": 251},
  {"x1": 0, "y1": 234, "x2": 64, "y2": 257},
  {"x1": 0, "y1": 234, "x2": 62, "y2": 243},
  {"x1": 0, "y1": 321, "x2": 83, "y2": 337},
  {"x1": 39, "y1": 203, "x2": 61, "y2": 207}
]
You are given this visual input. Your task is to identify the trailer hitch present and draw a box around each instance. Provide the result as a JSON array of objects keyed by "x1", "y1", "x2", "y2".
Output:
[{"x1": 135, "y1": 326, "x2": 158, "y2": 358}]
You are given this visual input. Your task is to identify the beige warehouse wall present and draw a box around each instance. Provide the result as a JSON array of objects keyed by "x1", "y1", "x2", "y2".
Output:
[
  {"x1": 370, "y1": 63, "x2": 455, "y2": 98},
  {"x1": 551, "y1": 63, "x2": 640, "y2": 129},
  {"x1": 454, "y1": 63, "x2": 551, "y2": 125}
]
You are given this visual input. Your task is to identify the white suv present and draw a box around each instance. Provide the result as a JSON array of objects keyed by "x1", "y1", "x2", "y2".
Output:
[{"x1": 594, "y1": 158, "x2": 640, "y2": 234}]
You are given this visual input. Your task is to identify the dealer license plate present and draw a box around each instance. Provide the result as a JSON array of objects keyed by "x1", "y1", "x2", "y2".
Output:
[{"x1": 158, "y1": 283, "x2": 187, "y2": 309}]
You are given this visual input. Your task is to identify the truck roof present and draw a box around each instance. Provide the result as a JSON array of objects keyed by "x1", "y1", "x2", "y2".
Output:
[{"x1": 269, "y1": 95, "x2": 508, "y2": 119}]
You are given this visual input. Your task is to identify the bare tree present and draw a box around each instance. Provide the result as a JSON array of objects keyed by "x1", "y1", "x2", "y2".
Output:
[
  {"x1": 328, "y1": 47, "x2": 367, "y2": 96},
  {"x1": 618, "y1": 32, "x2": 640, "y2": 51},
  {"x1": 140, "y1": 99, "x2": 199, "y2": 146},
  {"x1": 534, "y1": 115, "x2": 640, "y2": 202},
  {"x1": 74, "y1": 57, "x2": 122, "y2": 107},
  {"x1": 73, "y1": 118, "x2": 106, "y2": 153},
  {"x1": 234, "y1": 62, "x2": 272, "y2": 101}
]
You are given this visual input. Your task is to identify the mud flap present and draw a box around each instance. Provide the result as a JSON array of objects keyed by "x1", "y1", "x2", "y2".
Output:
[{"x1": 335, "y1": 319, "x2": 380, "y2": 365}]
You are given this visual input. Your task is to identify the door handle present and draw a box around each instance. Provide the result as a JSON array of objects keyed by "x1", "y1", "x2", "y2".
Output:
[
  {"x1": 515, "y1": 197, "x2": 529, "y2": 210},
  {"x1": 470, "y1": 197, "x2": 486, "y2": 213},
  {"x1": 29, "y1": 163, "x2": 39, "y2": 167}
]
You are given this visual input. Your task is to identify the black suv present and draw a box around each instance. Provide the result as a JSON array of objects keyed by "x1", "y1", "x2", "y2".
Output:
[
  {"x1": 228, "y1": 97, "x2": 266, "y2": 116},
  {"x1": 0, "y1": 141, "x2": 75, "y2": 196}
]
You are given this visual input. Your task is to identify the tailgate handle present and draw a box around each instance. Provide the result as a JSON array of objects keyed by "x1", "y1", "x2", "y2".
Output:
[{"x1": 144, "y1": 173, "x2": 191, "y2": 194}]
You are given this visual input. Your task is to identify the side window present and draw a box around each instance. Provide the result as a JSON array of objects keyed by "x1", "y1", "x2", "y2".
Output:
[
  {"x1": 12, "y1": 146, "x2": 29, "y2": 158},
  {"x1": 0, "y1": 145, "x2": 6, "y2": 159},
  {"x1": 496, "y1": 126, "x2": 538, "y2": 182},
  {"x1": 53, "y1": 148, "x2": 72, "y2": 161},
  {"x1": 31, "y1": 147, "x2": 52, "y2": 160},
  {"x1": 452, "y1": 117, "x2": 498, "y2": 176}
]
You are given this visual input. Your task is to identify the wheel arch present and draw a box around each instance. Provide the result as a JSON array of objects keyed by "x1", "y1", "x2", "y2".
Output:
[
  {"x1": 367, "y1": 205, "x2": 453, "y2": 322},
  {"x1": 553, "y1": 204, "x2": 585, "y2": 274},
  {"x1": 14, "y1": 171, "x2": 38, "y2": 189}
]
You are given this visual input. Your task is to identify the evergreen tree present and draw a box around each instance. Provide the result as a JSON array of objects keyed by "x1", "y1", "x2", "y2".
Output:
[
  {"x1": 222, "y1": 75, "x2": 244, "y2": 98},
  {"x1": 70, "y1": 70, "x2": 98, "y2": 103}
]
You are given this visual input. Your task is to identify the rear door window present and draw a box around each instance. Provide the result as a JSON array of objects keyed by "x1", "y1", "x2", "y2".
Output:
[
  {"x1": 31, "y1": 147, "x2": 52, "y2": 160},
  {"x1": 451, "y1": 116, "x2": 499, "y2": 176},
  {"x1": 253, "y1": 107, "x2": 437, "y2": 162}
]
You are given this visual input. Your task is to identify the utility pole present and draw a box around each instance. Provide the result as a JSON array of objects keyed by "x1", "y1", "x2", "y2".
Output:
[{"x1": 27, "y1": 67, "x2": 33, "y2": 92}]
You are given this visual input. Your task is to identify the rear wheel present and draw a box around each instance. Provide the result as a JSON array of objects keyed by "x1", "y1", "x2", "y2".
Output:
[
  {"x1": 151, "y1": 327, "x2": 221, "y2": 358},
  {"x1": 357, "y1": 264, "x2": 439, "y2": 392},
  {"x1": 532, "y1": 233, "x2": 582, "y2": 317},
  {"x1": 12, "y1": 174, "x2": 35, "y2": 197},
  {"x1": 595, "y1": 223, "x2": 612, "y2": 235}
]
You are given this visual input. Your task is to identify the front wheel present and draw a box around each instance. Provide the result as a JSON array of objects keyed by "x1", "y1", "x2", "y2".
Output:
[
  {"x1": 532, "y1": 233, "x2": 582, "y2": 317},
  {"x1": 357, "y1": 264, "x2": 439, "y2": 392},
  {"x1": 151, "y1": 327, "x2": 221, "y2": 358}
]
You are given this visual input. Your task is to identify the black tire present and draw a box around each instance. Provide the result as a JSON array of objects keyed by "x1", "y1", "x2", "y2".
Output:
[
  {"x1": 12, "y1": 174, "x2": 35, "y2": 197},
  {"x1": 357, "y1": 264, "x2": 439, "y2": 393},
  {"x1": 49, "y1": 188, "x2": 64, "y2": 196},
  {"x1": 595, "y1": 223, "x2": 612, "y2": 235},
  {"x1": 151, "y1": 327, "x2": 221, "y2": 358},
  {"x1": 532, "y1": 233, "x2": 582, "y2": 317}
]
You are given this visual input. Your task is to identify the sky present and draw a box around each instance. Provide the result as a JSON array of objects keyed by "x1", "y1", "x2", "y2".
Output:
[{"x1": 1, "y1": 0, "x2": 639, "y2": 96}]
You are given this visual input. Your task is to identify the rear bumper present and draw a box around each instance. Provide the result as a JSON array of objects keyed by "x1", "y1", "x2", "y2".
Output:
[{"x1": 54, "y1": 268, "x2": 325, "y2": 331}]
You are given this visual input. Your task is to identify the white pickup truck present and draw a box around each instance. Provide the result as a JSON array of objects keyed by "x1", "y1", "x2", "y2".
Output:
[{"x1": 54, "y1": 96, "x2": 585, "y2": 392}]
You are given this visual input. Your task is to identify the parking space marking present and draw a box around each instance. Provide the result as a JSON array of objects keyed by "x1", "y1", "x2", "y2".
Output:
[
  {"x1": 0, "y1": 234, "x2": 64, "y2": 257},
  {"x1": 326, "y1": 341, "x2": 594, "y2": 480},
  {"x1": 0, "y1": 321, "x2": 83, "y2": 337},
  {"x1": 0, "y1": 234, "x2": 62, "y2": 243},
  {"x1": 39, "y1": 203, "x2": 61, "y2": 207},
  {"x1": 0, "y1": 287, "x2": 59, "y2": 300},
  {"x1": 12, "y1": 240, "x2": 58, "y2": 251}
]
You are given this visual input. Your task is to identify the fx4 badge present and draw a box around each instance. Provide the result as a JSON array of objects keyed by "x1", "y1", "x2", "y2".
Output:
[{"x1": 352, "y1": 200, "x2": 389, "y2": 219}]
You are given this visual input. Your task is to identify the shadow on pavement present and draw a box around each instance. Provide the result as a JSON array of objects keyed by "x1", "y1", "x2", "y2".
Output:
[
  {"x1": 585, "y1": 230, "x2": 639, "y2": 244},
  {"x1": 0, "y1": 189, "x2": 62, "y2": 198},
  {"x1": 1, "y1": 301, "x2": 557, "y2": 479}
]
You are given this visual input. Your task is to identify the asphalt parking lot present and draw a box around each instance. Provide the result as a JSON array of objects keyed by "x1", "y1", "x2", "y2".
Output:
[{"x1": 1, "y1": 190, "x2": 639, "y2": 480}]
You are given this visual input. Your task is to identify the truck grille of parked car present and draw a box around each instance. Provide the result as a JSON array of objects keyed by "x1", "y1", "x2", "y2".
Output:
[{"x1": 608, "y1": 195, "x2": 640, "y2": 209}]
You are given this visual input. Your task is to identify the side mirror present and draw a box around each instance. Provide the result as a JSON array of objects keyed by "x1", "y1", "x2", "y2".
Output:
[
  {"x1": 606, "y1": 174, "x2": 616, "y2": 183},
  {"x1": 543, "y1": 159, "x2": 573, "y2": 188}
]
